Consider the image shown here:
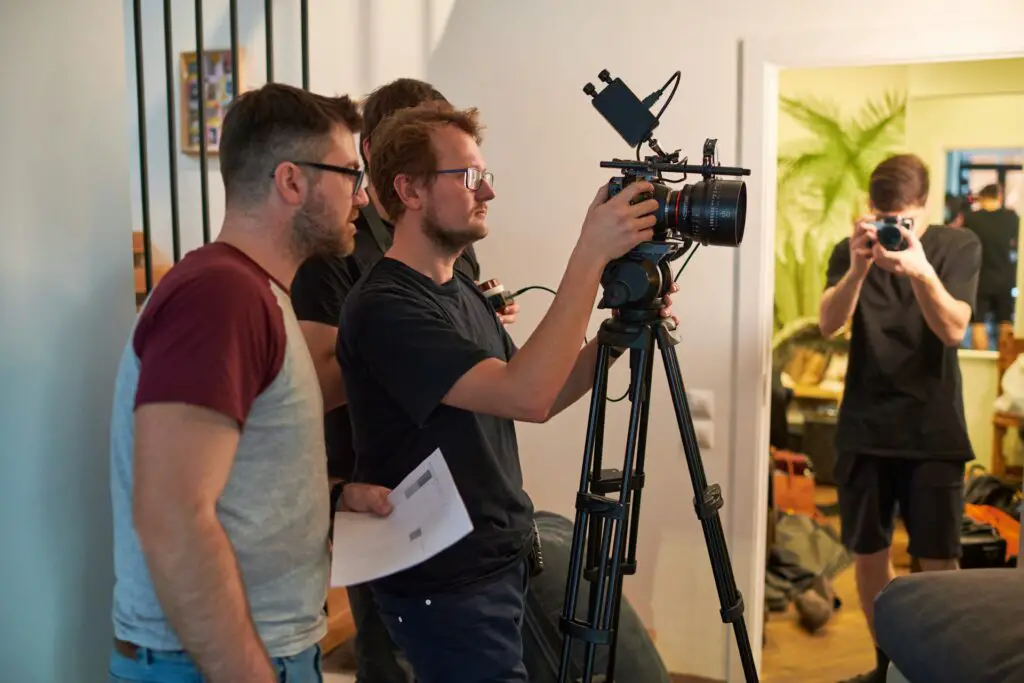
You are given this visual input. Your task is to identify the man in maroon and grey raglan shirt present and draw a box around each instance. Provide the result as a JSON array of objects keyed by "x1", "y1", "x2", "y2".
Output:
[{"x1": 107, "y1": 83, "x2": 393, "y2": 683}]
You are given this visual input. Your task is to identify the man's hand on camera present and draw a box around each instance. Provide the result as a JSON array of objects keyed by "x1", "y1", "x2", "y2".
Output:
[
  {"x1": 660, "y1": 281, "x2": 680, "y2": 327},
  {"x1": 340, "y1": 483, "x2": 394, "y2": 517},
  {"x1": 578, "y1": 181, "x2": 658, "y2": 263},
  {"x1": 497, "y1": 301, "x2": 520, "y2": 326},
  {"x1": 849, "y1": 215, "x2": 877, "y2": 278},
  {"x1": 871, "y1": 225, "x2": 935, "y2": 282}
]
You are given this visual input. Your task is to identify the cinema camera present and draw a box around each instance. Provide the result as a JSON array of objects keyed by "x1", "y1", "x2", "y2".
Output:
[{"x1": 556, "y1": 70, "x2": 759, "y2": 683}]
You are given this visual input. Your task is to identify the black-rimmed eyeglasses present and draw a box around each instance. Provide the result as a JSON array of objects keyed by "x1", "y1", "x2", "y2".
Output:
[
  {"x1": 273, "y1": 161, "x2": 365, "y2": 196},
  {"x1": 435, "y1": 167, "x2": 494, "y2": 191}
]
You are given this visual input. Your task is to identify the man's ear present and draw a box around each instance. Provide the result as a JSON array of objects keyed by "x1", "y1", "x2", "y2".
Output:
[
  {"x1": 271, "y1": 162, "x2": 306, "y2": 207},
  {"x1": 394, "y1": 174, "x2": 424, "y2": 213}
]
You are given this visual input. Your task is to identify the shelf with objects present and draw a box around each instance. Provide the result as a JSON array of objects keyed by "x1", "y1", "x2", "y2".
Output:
[{"x1": 771, "y1": 317, "x2": 847, "y2": 487}]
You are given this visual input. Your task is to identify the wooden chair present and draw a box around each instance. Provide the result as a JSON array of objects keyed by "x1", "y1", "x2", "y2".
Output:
[
  {"x1": 321, "y1": 587, "x2": 356, "y2": 654},
  {"x1": 991, "y1": 325, "x2": 1024, "y2": 476}
]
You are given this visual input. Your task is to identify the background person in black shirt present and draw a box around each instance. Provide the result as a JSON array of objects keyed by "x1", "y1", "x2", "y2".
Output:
[
  {"x1": 963, "y1": 183, "x2": 1020, "y2": 350},
  {"x1": 292, "y1": 78, "x2": 518, "y2": 683},
  {"x1": 819, "y1": 154, "x2": 981, "y2": 683},
  {"x1": 337, "y1": 102, "x2": 673, "y2": 683}
]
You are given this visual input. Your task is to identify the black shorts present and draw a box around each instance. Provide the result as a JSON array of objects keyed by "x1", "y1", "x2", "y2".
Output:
[
  {"x1": 973, "y1": 290, "x2": 1014, "y2": 323},
  {"x1": 835, "y1": 453, "x2": 965, "y2": 560}
]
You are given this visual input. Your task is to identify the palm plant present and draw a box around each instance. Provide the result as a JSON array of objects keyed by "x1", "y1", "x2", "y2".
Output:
[{"x1": 773, "y1": 89, "x2": 906, "y2": 336}]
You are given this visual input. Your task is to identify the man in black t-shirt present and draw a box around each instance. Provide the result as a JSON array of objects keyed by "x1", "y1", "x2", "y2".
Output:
[
  {"x1": 819, "y1": 154, "x2": 981, "y2": 683},
  {"x1": 337, "y1": 102, "x2": 671, "y2": 683},
  {"x1": 292, "y1": 78, "x2": 519, "y2": 683},
  {"x1": 963, "y1": 183, "x2": 1020, "y2": 350}
]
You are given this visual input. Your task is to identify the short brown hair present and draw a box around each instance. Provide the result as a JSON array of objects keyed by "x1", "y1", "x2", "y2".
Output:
[
  {"x1": 869, "y1": 154, "x2": 930, "y2": 212},
  {"x1": 360, "y1": 78, "x2": 448, "y2": 167},
  {"x1": 219, "y1": 83, "x2": 362, "y2": 206},
  {"x1": 369, "y1": 102, "x2": 484, "y2": 220}
]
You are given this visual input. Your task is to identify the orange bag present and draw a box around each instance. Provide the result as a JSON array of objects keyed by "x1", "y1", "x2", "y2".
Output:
[
  {"x1": 771, "y1": 448, "x2": 819, "y2": 519},
  {"x1": 964, "y1": 503, "x2": 1020, "y2": 564}
]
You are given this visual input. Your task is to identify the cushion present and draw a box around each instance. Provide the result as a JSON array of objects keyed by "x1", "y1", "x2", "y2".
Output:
[{"x1": 875, "y1": 568, "x2": 1024, "y2": 683}]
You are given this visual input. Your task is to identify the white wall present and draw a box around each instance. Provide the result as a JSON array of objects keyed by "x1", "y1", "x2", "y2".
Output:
[
  {"x1": 0, "y1": 2, "x2": 136, "y2": 682},
  {"x1": 427, "y1": 1, "x2": 1024, "y2": 679}
]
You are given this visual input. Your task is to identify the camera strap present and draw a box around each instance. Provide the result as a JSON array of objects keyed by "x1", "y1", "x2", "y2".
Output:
[{"x1": 363, "y1": 201, "x2": 393, "y2": 255}]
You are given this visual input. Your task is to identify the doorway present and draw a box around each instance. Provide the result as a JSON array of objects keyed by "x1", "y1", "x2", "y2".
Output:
[{"x1": 732, "y1": 26, "x2": 1024, "y2": 683}]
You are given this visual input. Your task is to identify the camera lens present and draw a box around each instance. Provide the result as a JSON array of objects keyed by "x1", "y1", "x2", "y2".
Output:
[{"x1": 661, "y1": 179, "x2": 747, "y2": 247}]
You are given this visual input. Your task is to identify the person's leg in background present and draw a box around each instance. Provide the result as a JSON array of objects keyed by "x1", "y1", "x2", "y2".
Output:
[
  {"x1": 970, "y1": 294, "x2": 995, "y2": 351},
  {"x1": 371, "y1": 561, "x2": 529, "y2": 683},
  {"x1": 836, "y1": 453, "x2": 899, "y2": 683},
  {"x1": 902, "y1": 459, "x2": 964, "y2": 574},
  {"x1": 348, "y1": 582, "x2": 411, "y2": 683}
]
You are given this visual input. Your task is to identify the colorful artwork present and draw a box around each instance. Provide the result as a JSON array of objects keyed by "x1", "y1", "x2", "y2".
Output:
[{"x1": 180, "y1": 49, "x2": 242, "y2": 154}]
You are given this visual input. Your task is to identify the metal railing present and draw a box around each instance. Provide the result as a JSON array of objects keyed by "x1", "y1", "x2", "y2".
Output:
[{"x1": 130, "y1": 0, "x2": 311, "y2": 298}]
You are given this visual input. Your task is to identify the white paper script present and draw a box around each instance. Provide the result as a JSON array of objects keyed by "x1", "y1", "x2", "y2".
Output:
[{"x1": 329, "y1": 449, "x2": 473, "y2": 587}]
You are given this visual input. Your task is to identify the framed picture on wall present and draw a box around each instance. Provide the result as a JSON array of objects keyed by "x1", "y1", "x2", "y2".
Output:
[{"x1": 179, "y1": 49, "x2": 243, "y2": 155}]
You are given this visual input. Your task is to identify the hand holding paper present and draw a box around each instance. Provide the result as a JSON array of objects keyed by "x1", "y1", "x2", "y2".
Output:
[{"x1": 329, "y1": 449, "x2": 473, "y2": 587}]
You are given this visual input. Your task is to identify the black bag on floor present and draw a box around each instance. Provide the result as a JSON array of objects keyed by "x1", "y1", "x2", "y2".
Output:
[
  {"x1": 523, "y1": 511, "x2": 670, "y2": 683},
  {"x1": 960, "y1": 517, "x2": 1007, "y2": 569}
]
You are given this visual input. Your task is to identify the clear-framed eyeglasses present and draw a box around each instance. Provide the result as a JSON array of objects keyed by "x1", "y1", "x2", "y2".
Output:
[{"x1": 435, "y1": 167, "x2": 494, "y2": 191}]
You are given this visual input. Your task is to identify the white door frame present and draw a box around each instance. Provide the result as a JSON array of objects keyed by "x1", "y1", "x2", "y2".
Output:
[{"x1": 729, "y1": 24, "x2": 1024, "y2": 681}]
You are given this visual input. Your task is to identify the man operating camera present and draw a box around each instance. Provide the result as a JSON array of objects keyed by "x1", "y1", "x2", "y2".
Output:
[
  {"x1": 818, "y1": 153, "x2": 982, "y2": 683},
  {"x1": 335, "y1": 101, "x2": 677, "y2": 683}
]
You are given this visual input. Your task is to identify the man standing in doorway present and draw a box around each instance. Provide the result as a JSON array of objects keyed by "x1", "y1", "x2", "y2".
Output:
[
  {"x1": 964, "y1": 183, "x2": 1020, "y2": 350},
  {"x1": 291, "y1": 78, "x2": 518, "y2": 682},
  {"x1": 818, "y1": 153, "x2": 982, "y2": 683}
]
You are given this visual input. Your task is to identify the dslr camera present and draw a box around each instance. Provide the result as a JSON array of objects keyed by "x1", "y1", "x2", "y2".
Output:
[{"x1": 871, "y1": 215, "x2": 912, "y2": 252}]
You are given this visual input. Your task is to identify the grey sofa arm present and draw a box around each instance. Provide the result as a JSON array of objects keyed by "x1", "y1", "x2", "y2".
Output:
[{"x1": 875, "y1": 568, "x2": 1024, "y2": 683}]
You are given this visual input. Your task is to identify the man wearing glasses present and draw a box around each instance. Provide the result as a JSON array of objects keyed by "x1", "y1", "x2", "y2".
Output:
[
  {"x1": 335, "y1": 101, "x2": 671, "y2": 683},
  {"x1": 291, "y1": 78, "x2": 518, "y2": 683},
  {"x1": 106, "y1": 84, "x2": 393, "y2": 683}
]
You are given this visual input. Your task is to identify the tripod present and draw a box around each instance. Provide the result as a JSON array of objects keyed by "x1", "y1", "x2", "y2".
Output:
[{"x1": 556, "y1": 303, "x2": 759, "y2": 683}]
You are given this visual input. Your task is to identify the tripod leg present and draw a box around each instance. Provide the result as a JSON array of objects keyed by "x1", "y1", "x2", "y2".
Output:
[
  {"x1": 558, "y1": 338, "x2": 653, "y2": 683},
  {"x1": 654, "y1": 324, "x2": 760, "y2": 683},
  {"x1": 605, "y1": 330, "x2": 656, "y2": 683},
  {"x1": 558, "y1": 342, "x2": 612, "y2": 683}
]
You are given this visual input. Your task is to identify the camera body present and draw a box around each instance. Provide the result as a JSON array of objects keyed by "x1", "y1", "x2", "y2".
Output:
[
  {"x1": 872, "y1": 215, "x2": 913, "y2": 252},
  {"x1": 604, "y1": 148, "x2": 748, "y2": 250}
]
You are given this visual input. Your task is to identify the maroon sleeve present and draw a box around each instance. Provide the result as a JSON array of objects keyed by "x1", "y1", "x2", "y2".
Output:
[{"x1": 132, "y1": 264, "x2": 286, "y2": 426}]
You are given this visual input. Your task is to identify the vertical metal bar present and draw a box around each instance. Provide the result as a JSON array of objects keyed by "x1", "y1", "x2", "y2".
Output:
[
  {"x1": 265, "y1": 0, "x2": 274, "y2": 82},
  {"x1": 300, "y1": 0, "x2": 310, "y2": 90},
  {"x1": 195, "y1": 0, "x2": 211, "y2": 244},
  {"x1": 163, "y1": 0, "x2": 182, "y2": 262},
  {"x1": 229, "y1": 0, "x2": 239, "y2": 101},
  {"x1": 132, "y1": 0, "x2": 153, "y2": 294}
]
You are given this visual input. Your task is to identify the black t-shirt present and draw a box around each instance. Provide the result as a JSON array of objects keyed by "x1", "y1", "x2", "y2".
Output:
[
  {"x1": 337, "y1": 257, "x2": 534, "y2": 596},
  {"x1": 290, "y1": 206, "x2": 481, "y2": 479},
  {"x1": 826, "y1": 225, "x2": 981, "y2": 461},
  {"x1": 963, "y1": 208, "x2": 1019, "y2": 294}
]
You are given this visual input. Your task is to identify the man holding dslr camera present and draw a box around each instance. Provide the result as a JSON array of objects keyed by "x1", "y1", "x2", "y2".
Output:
[
  {"x1": 336, "y1": 101, "x2": 676, "y2": 683},
  {"x1": 819, "y1": 153, "x2": 981, "y2": 683}
]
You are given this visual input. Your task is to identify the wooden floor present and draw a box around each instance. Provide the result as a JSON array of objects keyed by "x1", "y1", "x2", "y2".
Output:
[{"x1": 761, "y1": 485, "x2": 910, "y2": 683}]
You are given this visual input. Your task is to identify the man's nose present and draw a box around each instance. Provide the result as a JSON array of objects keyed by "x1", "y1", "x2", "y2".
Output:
[{"x1": 355, "y1": 187, "x2": 370, "y2": 207}]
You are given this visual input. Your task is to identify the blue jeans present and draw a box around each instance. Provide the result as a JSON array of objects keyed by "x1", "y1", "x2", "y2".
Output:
[
  {"x1": 372, "y1": 560, "x2": 529, "y2": 683},
  {"x1": 108, "y1": 642, "x2": 322, "y2": 683}
]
